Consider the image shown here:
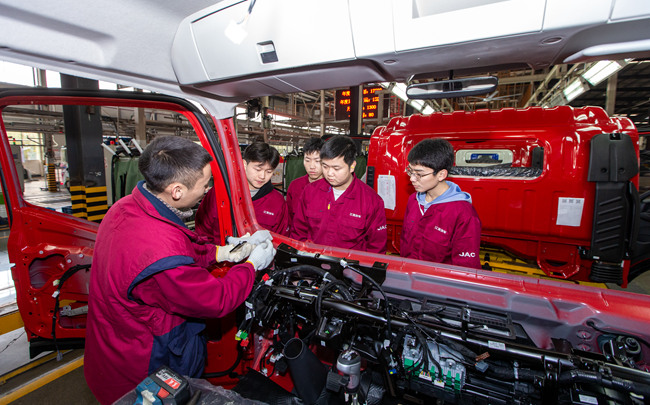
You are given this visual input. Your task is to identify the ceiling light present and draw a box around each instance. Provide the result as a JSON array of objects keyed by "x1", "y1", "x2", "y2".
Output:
[
  {"x1": 408, "y1": 99, "x2": 424, "y2": 111},
  {"x1": 224, "y1": 0, "x2": 257, "y2": 44},
  {"x1": 547, "y1": 92, "x2": 567, "y2": 107},
  {"x1": 563, "y1": 79, "x2": 588, "y2": 102},
  {"x1": 391, "y1": 83, "x2": 408, "y2": 102},
  {"x1": 582, "y1": 60, "x2": 625, "y2": 86}
]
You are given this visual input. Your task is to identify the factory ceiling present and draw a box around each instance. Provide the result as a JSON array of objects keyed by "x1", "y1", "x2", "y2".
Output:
[{"x1": 1, "y1": 59, "x2": 649, "y2": 144}]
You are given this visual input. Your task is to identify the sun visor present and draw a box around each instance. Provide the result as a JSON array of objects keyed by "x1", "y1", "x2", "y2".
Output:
[{"x1": 172, "y1": 0, "x2": 356, "y2": 86}]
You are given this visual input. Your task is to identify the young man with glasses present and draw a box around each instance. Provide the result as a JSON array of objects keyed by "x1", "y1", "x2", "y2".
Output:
[
  {"x1": 401, "y1": 138, "x2": 481, "y2": 268},
  {"x1": 291, "y1": 135, "x2": 387, "y2": 253}
]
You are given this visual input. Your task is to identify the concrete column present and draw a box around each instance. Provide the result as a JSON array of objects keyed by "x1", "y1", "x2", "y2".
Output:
[
  {"x1": 377, "y1": 90, "x2": 385, "y2": 124},
  {"x1": 606, "y1": 72, "x2": 618, "y2": 116},
  {"x1": 349, "y1": 85, "x2": 363, "y2": 135},
  {"x1": 135, "y1": 89, "x2": 147, "y2": 145},
  {"x1": 35, "y1": 69, "x2": 57, "y2": 190},
  {"x1": 60, "y1": 74, "x2": 107, "y2": 222},
  {"x1": 262, "y1": 96, "x2": 270, "y2": 142},
  {"x1": 320, "y1": 90, "x2": 325, "y2": 137}
]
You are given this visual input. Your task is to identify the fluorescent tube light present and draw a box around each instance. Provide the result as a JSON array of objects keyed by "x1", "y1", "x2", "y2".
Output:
[
  {"x1": 582, "y1": 60, "x2": 623, "y2": 86},
  {"x1": 563, "y1": 79, "x2": 587, "y2": 102}
]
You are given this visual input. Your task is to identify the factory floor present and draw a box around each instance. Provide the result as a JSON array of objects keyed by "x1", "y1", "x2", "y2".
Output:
[{"x1": 1, "y1": 179, "x2": 650, "y2": 404}]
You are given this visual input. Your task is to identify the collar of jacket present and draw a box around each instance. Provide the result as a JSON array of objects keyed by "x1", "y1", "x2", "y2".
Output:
[
  {"x1": 136, "y1": 181, "x2": 187, "y2": 228},
  {"x1": 319, "y1": 176, "x2": 358, "y2": 200},
  {"x1": 252, "y1": 180, "x2": 275, "y2": 201}
]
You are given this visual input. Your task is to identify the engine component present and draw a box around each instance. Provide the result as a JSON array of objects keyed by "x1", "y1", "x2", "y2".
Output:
[
  {"x1": 237, "y1": 259, "x2": 650, "y2": 404},
  {"x1": 402, "y1": 334, "x2": 466, "y2": 391},
  {"x1": 283, "y1": 337, "x2": 328, "y2": 404}
]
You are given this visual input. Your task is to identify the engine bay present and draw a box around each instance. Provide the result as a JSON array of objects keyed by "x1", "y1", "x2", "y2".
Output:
[{"x1": 227, "y1": 244, "x2": 650, "y2": 404}]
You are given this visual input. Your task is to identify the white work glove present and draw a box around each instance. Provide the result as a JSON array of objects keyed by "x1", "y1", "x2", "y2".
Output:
[
  {"x1": 216, "y1": 242, "x2": 254, "y2": 263},
  {"x1": 246, "y1": 241, "x2": 276, "y2": 271},
  {"x1": 226, "y1": 232, "x2": 250, "y2": 245},
  {"x1": 227, "y1": 230, "x2": 272, "y2": 246}
]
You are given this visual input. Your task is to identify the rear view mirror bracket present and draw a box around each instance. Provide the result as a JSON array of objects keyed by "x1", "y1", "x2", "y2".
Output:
[{"x1": 406, "y1": 76, "x2": 498, "y2": 99}]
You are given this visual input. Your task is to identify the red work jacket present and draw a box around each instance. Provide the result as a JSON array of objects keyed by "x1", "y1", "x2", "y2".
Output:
[
  {"x1": 286, "y1": 174, "x2": 309, "y2": 223},
  {"x1": 291, "y1": 177, "x2": 387, "y2": 253},
  {"x1": 400, "y1": 193, "x2": 482, "y2": 269},
  {"x1": 195, "y1": 182, "x2": 289, "y2": 243},
  {"x1": 252, "y1": 182, "x2": 289, "y2": 236},
  {"x1": 84, "y1": 182, "x2": 255, "y2": 404}
]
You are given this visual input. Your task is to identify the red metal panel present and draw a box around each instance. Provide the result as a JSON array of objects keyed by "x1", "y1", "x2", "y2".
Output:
[
  {"x1": 0, "y1": 93, "x2": 231, "y2": 344},
  {"x1": 368, "y1": 106, "x2": 639, "y2": 281}
]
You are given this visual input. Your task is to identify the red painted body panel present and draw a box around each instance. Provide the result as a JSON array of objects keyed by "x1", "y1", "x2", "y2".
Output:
[
  {"x1": 8, "y1": 206, "x2": 96, "y2": 340},
  {"x1": 368, "y1": 106, "x2": 639, "y2": 282}
]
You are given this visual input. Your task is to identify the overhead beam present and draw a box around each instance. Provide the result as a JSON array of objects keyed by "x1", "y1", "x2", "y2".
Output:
[
  {"x1": 524, "y1": 65, "x2": 569, "y2": 107},
  {"x1": 498, "y1": 73, "x2": 549, "y2": 85}
]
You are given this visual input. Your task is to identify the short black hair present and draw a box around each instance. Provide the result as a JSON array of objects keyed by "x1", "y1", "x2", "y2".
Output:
[
  {"x1": 138, "y1": 136, "x2": 212, "y2": 193},
  {"x1": 303, "y1": 137, "x2": 325, "y2": 155},
  {"x1": 407, "y1": 138, "x2": 454, "y2": 172},
  {"x1": 320, "y1": 136, "x2": 356, "y2": 166},
  {"x1": 243, "y1": 141, "x2": 280, "y2": 169}
]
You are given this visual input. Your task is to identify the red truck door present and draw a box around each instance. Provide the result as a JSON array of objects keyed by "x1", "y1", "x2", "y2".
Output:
[{"x1": 0, "y1": 89, "x2": 237, "y2": 356}]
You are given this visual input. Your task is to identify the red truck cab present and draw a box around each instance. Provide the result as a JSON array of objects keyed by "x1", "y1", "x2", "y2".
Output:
[{"x1": 368, "y1": 106, "x2": 646, "y2": 286}]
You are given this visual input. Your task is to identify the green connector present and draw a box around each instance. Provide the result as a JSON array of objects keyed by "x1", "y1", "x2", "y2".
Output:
[{"x1": 429, "y1": 366, "x2": 437, "y2": 379}]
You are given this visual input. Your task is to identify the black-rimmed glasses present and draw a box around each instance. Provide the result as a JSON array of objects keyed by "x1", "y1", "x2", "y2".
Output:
[{"x1": 406, "y1": 167, "x2": 435, "y2": 180}]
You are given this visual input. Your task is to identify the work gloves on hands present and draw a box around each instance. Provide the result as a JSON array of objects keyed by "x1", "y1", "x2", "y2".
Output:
[
  {"x1": 216, "y1": 241, "x2": 254, "y2": 263},
  {"x1": 246, "y1": 240, "x2": 276, "y2": 271},
  {"x1": 227, "y1": 230, "x2": 272, "y2": 246},
  {"x1": 216, "y1": 230, "x2": 274, "y2": 264}
]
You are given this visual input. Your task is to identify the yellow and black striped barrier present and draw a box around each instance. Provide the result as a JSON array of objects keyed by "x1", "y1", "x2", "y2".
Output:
[
  {"x1": 46, "y1": 164, "x2": 57, "y2": 192},
  {"x1": 70, "y1": 185, "x2": 108, "y2": 223}
]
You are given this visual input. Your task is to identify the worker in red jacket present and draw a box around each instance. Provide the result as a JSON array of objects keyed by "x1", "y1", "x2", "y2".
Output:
[
  {"x1": 84, "y1": 136, "x2": 276, "y2": 404},
  {"x1": 286, "y1": 137, "x2": 325, "y2": 230},
  {"x1": 400, "y1": 138, "x2": 482, "y2": 269},
  {"x1": 196, "y1": 141, "x2": 289, "y2": 243},
  {"x1": 292, "y1": 135, "x2": 387, "y2": 253}
]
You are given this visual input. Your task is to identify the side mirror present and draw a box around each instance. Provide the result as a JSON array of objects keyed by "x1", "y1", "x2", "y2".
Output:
[{"x1": 406, "y1": 76, "x2": 498, "y2": 99}]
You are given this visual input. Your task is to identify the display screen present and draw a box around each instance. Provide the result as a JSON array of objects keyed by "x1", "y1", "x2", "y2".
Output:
[{"x1": 335, "y1": 86, "x2": 387, "y2": 120}]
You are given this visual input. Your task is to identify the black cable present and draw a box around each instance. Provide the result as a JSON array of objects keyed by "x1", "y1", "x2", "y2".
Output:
[
  {"x1": 342, "y1": 263, "x2": 392, "y2": 338},
  {"x1": 411, "y1": 327, "x2": 441, "y2": 378},
  {"x1": 437, "y1": 335, "x2": 478, "y2": 361},
  {"x1": 260, "y1": 344, "x2": 275, "y2": 372},
  {"x1": 405, "y1": 306, "x2": 446, "y2": 316},
  {"x1": 202, "y1": 344, "x2": 244, "y2": 378},
  {"x1": 558, "y1": 369, "x2": 650, "y2": 397},
  {"x1": 51, "y1": 264, "x2": 90, "y2": 356},
  {"x1": 400, "y1": 327, "x2": 428, "y2": 377},
  {"x1": 272, "y1": 264, "x2": 332, "y2": 281},
  {"x1": 302, "y1": 328, "x2": 317, "y2": 343},
  {"x1": 246, "y1": 265, "x2": 332, "y2": 310},
  {"x1": 315, "y1": 280, "x2": 354, "y2": 319},
  {"x1": 485, "y1": 362, "x2": 544, "y2": 382}
]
